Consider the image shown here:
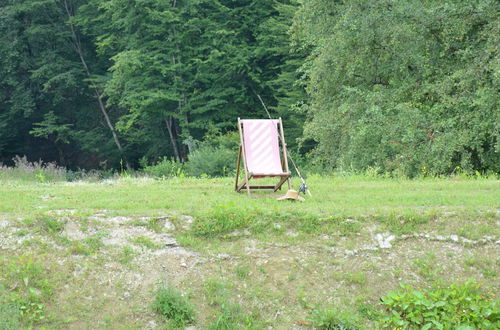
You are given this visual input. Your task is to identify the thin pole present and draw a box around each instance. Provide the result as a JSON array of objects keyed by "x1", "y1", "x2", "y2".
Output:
[{"x1": 256, "y1": 95, "x2": 312, "y2": 197}]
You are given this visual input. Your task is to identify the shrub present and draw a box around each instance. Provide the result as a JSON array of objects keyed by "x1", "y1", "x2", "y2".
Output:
[
  {"x1": 184, "y1": 131, "x2": 238, "y2": 177},
  {"x1": 152, "y1": 284, "x2": 195, "y2": 328},
  {"x1": 185, "y1": 146, "x2": 235, "y2": 177},
  {"x1": 380, "y1": 281, "x2": 499, "y2": 328},
  {"x1": 143, "y1": 157, "x2": 184, "y2": 178},
  {"x1": 142, "y1": 132, "x2": 238, "y2": 178}
]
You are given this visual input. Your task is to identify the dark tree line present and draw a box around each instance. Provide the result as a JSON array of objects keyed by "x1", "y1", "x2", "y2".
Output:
[
  {"x1": 1, "y1": 0, "x2": 498, "y2": 175},
  {"x1": 0, "y1": 0, "x2": 305, "y2": 169}
]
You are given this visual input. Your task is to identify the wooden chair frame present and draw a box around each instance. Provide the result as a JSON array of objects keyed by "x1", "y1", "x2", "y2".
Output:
[{"x1": 235, "y1": 118, "x2": 291, "y2": 196}]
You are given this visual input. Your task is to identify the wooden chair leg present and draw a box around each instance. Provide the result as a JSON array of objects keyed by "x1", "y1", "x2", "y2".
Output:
[
  {"x1": 235, "y1": 146, "x2": 242, "y2": 191},
  {"x1": 245, "y1": 174, "x2": 251, "y2": 196},
  {"x1": 273, "y1": 176, "x2": 289, "y2": 192}
]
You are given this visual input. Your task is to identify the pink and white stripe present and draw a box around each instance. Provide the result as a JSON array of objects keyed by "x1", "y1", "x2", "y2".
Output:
[{"x1": 241, "y1": 119, "x2": 284, "y2": 175}]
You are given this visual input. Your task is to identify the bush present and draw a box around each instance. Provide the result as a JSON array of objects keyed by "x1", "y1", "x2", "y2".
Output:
[
  {"x1": 142, "y1": 132, "x2": 238, "y2": 178},
  {"x1": 380, "y1": 281, "x2": 499, "y2": 329},
  {"x1": 143, "y1": 157, "x2": 184, "y2": 178},
  {"x1": 184, "y1": 131, "x2": 238, "y2": 177},
  {"x1": 185, "y1": 146, "x2": 235, "y2": 177},
  {"x1": 152, "y1": 283, "x2": 195, "y2": 328}
]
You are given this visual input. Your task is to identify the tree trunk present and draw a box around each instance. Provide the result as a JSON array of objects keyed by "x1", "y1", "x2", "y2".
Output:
[
  {"x1": 63, "y1": 0, "x2": 130, "y2": 169},
  {"x1": 165, "y1": 116, "x2": 181, "y2": 161}
]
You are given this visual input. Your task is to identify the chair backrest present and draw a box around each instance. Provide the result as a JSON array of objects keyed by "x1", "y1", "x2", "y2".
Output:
[{"x1": 239, "y1": 119, "x2": 284, "y2": 174}]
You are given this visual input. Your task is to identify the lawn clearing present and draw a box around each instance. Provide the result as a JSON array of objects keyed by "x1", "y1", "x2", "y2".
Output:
[{"x1": 0, "y1": 175, "x2": 498, "y2": 328}]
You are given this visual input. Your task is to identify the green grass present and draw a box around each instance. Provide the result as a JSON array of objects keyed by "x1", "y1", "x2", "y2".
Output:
[
  {"x1": 1, "y1": 175, "x2": 498, "y2": 217},
  {"x1": 0, "y1": 174, "x2": 498, "y2": 328},
  {"x1": 118, "y1": 245, "x2": 137, "y2": 265},
  {"x1": 128, "y1": 236, "x2": 162, "y2": 250},
  {"x1": 0, "y1": 255, "x2": 54, "y2": 326},
  {"x1": 308, "y1": 307, "x2": 361, "y2": 329},
  {"x1": 152, "y1": 283, "x2": 195, "y2": 328}
]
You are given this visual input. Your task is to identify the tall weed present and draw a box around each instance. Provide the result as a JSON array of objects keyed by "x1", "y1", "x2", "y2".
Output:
[
  {"x1": 0, "y1": 156, "x2": 66, "y2": 182},
  {"x1": 152, "y1": 283, "x2": 195, "y2": 328}
]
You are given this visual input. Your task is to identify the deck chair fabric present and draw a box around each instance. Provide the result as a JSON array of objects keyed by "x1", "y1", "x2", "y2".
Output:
[
  {"x1": 241, "y1": 119, "x2": 283, "y2": 176},
  {"x1": 235, "y1": 118, "x2": 291, "y2": 195}
]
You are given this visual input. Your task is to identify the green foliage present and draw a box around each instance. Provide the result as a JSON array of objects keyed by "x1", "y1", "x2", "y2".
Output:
[
  {"x1": 185, "y1": 146, "x2": 235, "y2": 178},
  {"x1": 295, "y1": 0, "x2": 500, "y2": 176},
  {"x1": 152, "y1": 283, "x2": 195, "y2": 328},
  {"x1": 0, "y1": 0, "x2": 121, "y2": 168},
  {"x1": 183, "y1": 132, "x2": 239, "y2": 177},
  {"x1": 29, "y1": 111, "x2": 73, "y2": 144},
  {"x1": 118, "y1": 245, "x2": 136, "y2": 265},
  {"x1": 143, "y1": 158, "x2": 184, "y2": 178},
  {"x1": 380, "y1": 281, "x2": 500, "y2": 328},
  {"x1": 142, "y1": 132, "x2": 239, "y2": 178},
  {"x1": 0, "y1": 255, "x2": 53, "y2": 326},
  {"x1": 375, "y1": 212, "x2": 432, "y2": 235},
  {"x1": 308, "y1": 307, "x2": 360, "y2": 329},
  {"x1": 38, "y1": 216, "x2": 65, "y2": 236},
  {"x1": 69, "y1": 232, "x2": 106, "y2": 255},
  {"x1": 1, "y1": 0, "x2": 304, "y2": 169}
]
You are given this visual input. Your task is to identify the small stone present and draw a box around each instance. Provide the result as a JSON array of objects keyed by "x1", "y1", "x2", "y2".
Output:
[
  {"x1": 0, "y1": 220, "x2": 9, "y2": 229},
  {"x1": 375, "y1": 233, "x2": 395, "y2": 249},
  {"x1": 345, "y1": 250, "x2": 356, "y2": 256},
  {"x1": 216, "y1": 253, "x2": 230, "y2": 260},
  {"x1": 180, "y1": 215, "x2": 194, "y2": 223},
  {"x1": 164, "y1": 220, "x2": 175, "y2": 230}
]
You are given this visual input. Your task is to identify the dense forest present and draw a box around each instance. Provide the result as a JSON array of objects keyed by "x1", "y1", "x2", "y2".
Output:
[{"x1": 1, "y1": 0, "x2": 498, "y2": 176}]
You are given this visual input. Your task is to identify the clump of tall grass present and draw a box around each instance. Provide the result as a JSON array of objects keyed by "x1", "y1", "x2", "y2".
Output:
[
  {"x1": 152, "y1": 283, "x2": 195, "y2": 328},
  {"x1": 0, "y1": 156, "x2": 66, "y2": 182}
]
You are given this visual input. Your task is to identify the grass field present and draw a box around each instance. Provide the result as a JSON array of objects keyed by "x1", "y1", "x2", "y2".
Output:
[{"x1": 1, "y1": 175, "x2": 499, "y2": 328}]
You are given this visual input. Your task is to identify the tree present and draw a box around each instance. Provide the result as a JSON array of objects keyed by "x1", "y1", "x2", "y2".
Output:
[
  {"x1": 294, "y1": 0, "x2": 499, "y2": 175},
  {"x1": 0, "y1": 0, "x2": 129, "y2": 168}
]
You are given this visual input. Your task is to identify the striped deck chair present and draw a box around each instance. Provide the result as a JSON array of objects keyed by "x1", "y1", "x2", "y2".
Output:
[{"x1": 235, "y1": 118, "x2": 291, "y2": 196}]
